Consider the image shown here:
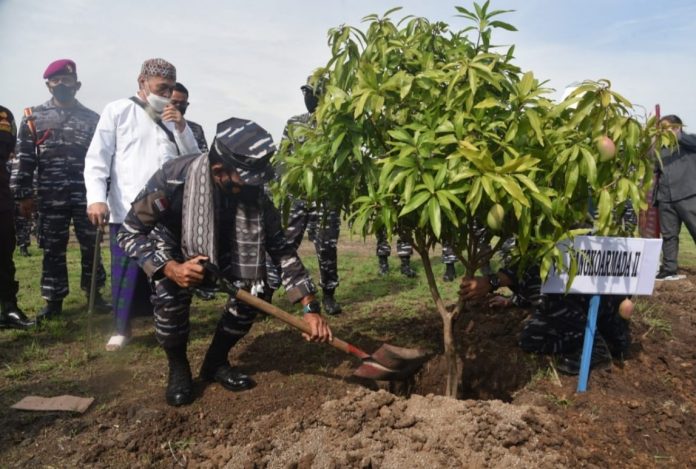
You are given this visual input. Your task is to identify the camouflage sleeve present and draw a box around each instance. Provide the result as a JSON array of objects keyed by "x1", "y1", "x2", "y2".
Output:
[
  {"x1": 501, "y1": 265, "x2": 543, "y2": 308},
  {"x1": 262, "y1": 195, "x2": 317, "y2": 303},
  {"x1": 11, "y1": 116, "x2": 37, "y2": 200},
  {"x1": 116, "y1": 170, "x2": 177, "y2": 278}
]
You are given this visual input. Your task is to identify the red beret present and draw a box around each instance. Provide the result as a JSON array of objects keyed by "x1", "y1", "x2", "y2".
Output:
[{"x1": 43, "y1": 59, "x2": 77, "y2": 79}]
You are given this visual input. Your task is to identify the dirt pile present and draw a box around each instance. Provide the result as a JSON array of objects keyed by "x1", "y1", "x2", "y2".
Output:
[{"x1": 223, "y1": 388, "x2": 573, "y2": 468}]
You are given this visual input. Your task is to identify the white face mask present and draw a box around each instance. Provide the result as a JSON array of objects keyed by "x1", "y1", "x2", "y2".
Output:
[
  {"x1": 147, "y1": 92, "x2": 170, "y2": 113},
  {"x1": 143, "y1": 81, "x2": 170, "y2": 113}
]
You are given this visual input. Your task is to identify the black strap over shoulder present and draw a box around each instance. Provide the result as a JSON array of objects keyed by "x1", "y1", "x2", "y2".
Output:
[{"x1": 129, "y1": 97, "x2": 180, "y2": 155}]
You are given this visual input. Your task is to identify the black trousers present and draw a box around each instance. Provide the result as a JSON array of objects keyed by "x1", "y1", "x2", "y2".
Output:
[
  {"x1": 658, "y1": 194, "x2": 696, "y2": 273},
  {"x1": 0, "y1": 209, "x2": 19, "y2": 302}
]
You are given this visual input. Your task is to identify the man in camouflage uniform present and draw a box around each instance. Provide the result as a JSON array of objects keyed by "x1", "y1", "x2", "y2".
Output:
[
  {"x1": 267, "y1": 78, "x2": 342, "y2": 315},
  {"x1": 171, "y1": 82, "x2": 208, "y2": 152},
  {"x1": 460, "y1": 258, "x2": 631, "y2": 375},
  {"x1": 117, "y1": 117, "x2": 331, "y2": 406},
  {"x1": 12, "y1": 60, "x2": 107, "y2": 321},
  {"x1": 0, "y1": 105, "x2": 34, "y2": 329}
]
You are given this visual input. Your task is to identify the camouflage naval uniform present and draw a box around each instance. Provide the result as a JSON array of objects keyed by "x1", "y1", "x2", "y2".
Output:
[
  {"x1": 12, "y1": 100, "x2": 106, "y2": 302},
  {"x1": 500, "y1": 264, "x2": 630, "y2": 371},
  {"x1": 117, "y1": 154, "x2": 317, "y2": 349},
  {"x1": 187, "y1": 120, "x2": 208, "y2": 153},
  {"x1": 267, "y1": 112, "x2": 341, "y2": 310},
  {"x1": 375, "y1": 228, "x2": 417, "y2": 277}
]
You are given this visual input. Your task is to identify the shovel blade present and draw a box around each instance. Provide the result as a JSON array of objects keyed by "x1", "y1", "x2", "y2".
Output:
[
  {"x1": 353, "y1": 358, "x2": 403, "y2": 380},
  {"x1": 352, "y1": 344, "x2": 432, "y2": 381},
  {"x1": 370, "y1": 343, "x2": 432, "y2": 371}
]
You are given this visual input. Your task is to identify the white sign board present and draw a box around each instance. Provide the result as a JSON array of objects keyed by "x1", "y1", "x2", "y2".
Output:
[{"x1": 541, "y1": 236, "x2": 663, "y2": 296}]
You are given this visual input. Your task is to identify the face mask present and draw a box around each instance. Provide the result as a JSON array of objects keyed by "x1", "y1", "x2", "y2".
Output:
[
  {"x1": 147, "y1": 92, "x2": 170, "y2": 114},
  {"x1": 143, "y1": 81, "x2": 170, "y2": 113},
  {"x1": 0, "y1": 135, "x2": 13, "y2": 159},
  {"x1": 50, "y1": 84, "x2": 77, "y2": 103},
  {"x1": 235, "y1": 185, "x2": 261, "y2": 203},
  {"x1": 304, "y1": 91, "x2": 318, "y2": 113}
]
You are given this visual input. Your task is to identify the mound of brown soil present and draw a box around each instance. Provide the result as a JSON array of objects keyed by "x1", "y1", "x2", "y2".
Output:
[{"x1": 222, "y1": 388, "x2": 572, "y2": 468}]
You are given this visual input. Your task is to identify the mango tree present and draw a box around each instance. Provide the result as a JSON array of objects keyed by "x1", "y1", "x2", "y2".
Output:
[{"x1": 275, "y1": 2, "x2": 665, "y2": 397}]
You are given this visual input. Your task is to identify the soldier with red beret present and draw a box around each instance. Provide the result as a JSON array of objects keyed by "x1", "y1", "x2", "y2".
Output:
[{"x1": 12, "y1": 59, "x2": 108, "y2": 322}]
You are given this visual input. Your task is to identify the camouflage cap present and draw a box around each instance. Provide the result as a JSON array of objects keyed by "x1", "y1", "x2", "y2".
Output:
[
  {"x1": 140, "y1": 58, "x2": 176, "y2": 80},
  {"x1": 300, "y1": 74, "x2": 325, "y2": 95},
  {"x1": 212, "y1": 117, "x2": 276, "y2": 186}
]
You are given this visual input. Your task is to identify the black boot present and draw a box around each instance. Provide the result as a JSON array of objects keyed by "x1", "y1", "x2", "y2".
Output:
[
  {"x1": 399, "y1": 256, "x2": 416, "y2": 278},
  {"x1": 443, "y1": 263, "x2": 456, "y2": 282},
  {"x1": 200, "y1": 324, "x2": 255, "y2": 391},
  {"x1": 36, "y1": 300, "x2": 62, "y2": 322},
  {"x1": 0, "y1": 300, "x2": 34, "y2": 329},
  {"x1": 378, "y1": 255, "x2": 389, "y2": 276},
  {"x1": 87, "y1": 291, "x2": 112, "y2": 314},
  {"x1": 261, "y1": 287, "x2": 275, "y2": 304},
  {"x1": 164, "y1": 344, "x2": 193, "y2": 406},
  {"x1": 18, "y1": 245, "x2": 30, "y2": 257},
  {"x1": 556, "y1": 334, "x2": 613, "y2": 375},
  {"x1": 322, "y1": 289, "x2": 342, "y2": 315},
  {"x1": 193, "y1": 287, "x2": 216, "y2": 301}
]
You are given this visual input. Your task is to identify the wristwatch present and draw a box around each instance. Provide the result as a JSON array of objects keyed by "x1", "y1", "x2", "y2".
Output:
[
  {"x1": 302, "y1": 299, "x2": 322, "y2": 314},
  {"x1": 487, "y1": 273, "x2": 501, "y2": 292}
]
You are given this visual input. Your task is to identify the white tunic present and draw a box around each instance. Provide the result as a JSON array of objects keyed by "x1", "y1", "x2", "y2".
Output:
[{"x1": 84, "y1": 97, "x2": 200, "y2": 223}]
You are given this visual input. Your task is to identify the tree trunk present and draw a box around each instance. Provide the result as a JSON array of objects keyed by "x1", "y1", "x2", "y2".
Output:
[
  {"x1": 442, "y1": 312, "x2": 461, "y2": 398},
  {"x1": 415, "y1": 242, "x2": 462, "y2": 398}
]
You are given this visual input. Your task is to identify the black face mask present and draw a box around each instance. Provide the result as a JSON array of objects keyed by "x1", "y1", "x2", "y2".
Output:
[
  {"x1": 304, "y1": 91, "x2": 318, "y2": 113},
  {"x1": 174, "y1": 104, "x2": 187, "y2": 116},
  {"x1": 50, "y1": 84, "x2": 77, "y2": 103},
  {"x1": 0, "y1": 137, "x2": 14, "y2": 160},
  {"x1": 235, "y1": 185, "x2": 261, "y2": 204}
]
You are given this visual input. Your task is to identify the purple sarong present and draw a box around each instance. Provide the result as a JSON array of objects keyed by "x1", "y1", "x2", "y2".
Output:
[{"x1": 110, "y1": 224, "x2": 153, "y2": 335}]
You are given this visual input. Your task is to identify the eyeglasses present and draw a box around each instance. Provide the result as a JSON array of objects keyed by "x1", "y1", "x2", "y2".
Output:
[
  {"x1": 47, "y1": 75, "x2": 77, "y2": 86},
  {"x1": 170, "y1": 100, "x2": 189, "y2": 109}
]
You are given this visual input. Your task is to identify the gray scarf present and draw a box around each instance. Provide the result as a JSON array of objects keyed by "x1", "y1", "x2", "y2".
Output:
[{"x1": 181, "y1": 153, "x2": 266, "y2": 280}]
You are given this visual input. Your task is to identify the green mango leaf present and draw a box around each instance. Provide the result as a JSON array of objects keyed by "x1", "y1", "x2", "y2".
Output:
[
  {"x1": 474, "y1": 97, "x2": 500, "y2": 109},
  {"x1": 428, "y1": 197, "x2": 442, "y2": 238},
  {"x1": 525, "y1": 109, "x2": 544, "y2": 146}
]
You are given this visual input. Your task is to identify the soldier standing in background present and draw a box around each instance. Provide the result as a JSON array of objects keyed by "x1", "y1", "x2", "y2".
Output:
[
  {"x1": 0, "y1": 106, "x2": 34, "y2": 329},
  {"x1": 375, "y1": 230, "x2": 417, "y2": 278},
  {"x1": 266, "y1": 77, "x2": 342, "y2": 315},
  {"x1": 171, "y1": 82, "x2": 208, "y2": 152},
  {"x1": 12, "y1": 60, "x2": 107, "y2": 321}
]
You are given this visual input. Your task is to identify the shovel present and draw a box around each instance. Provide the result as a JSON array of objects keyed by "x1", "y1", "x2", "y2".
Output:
[{"x1": 202, "y1": 262, "x2": 431, "y2": 381}]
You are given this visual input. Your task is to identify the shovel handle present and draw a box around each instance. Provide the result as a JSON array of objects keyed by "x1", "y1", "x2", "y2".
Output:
[{"x1": 234, "y1": 289, "x2": 370, "y2": 360}]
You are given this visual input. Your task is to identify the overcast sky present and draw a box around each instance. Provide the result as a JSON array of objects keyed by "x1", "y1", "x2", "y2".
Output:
[{"x1": 1, "y1": 0, "x2": 694, "y2": 143}]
